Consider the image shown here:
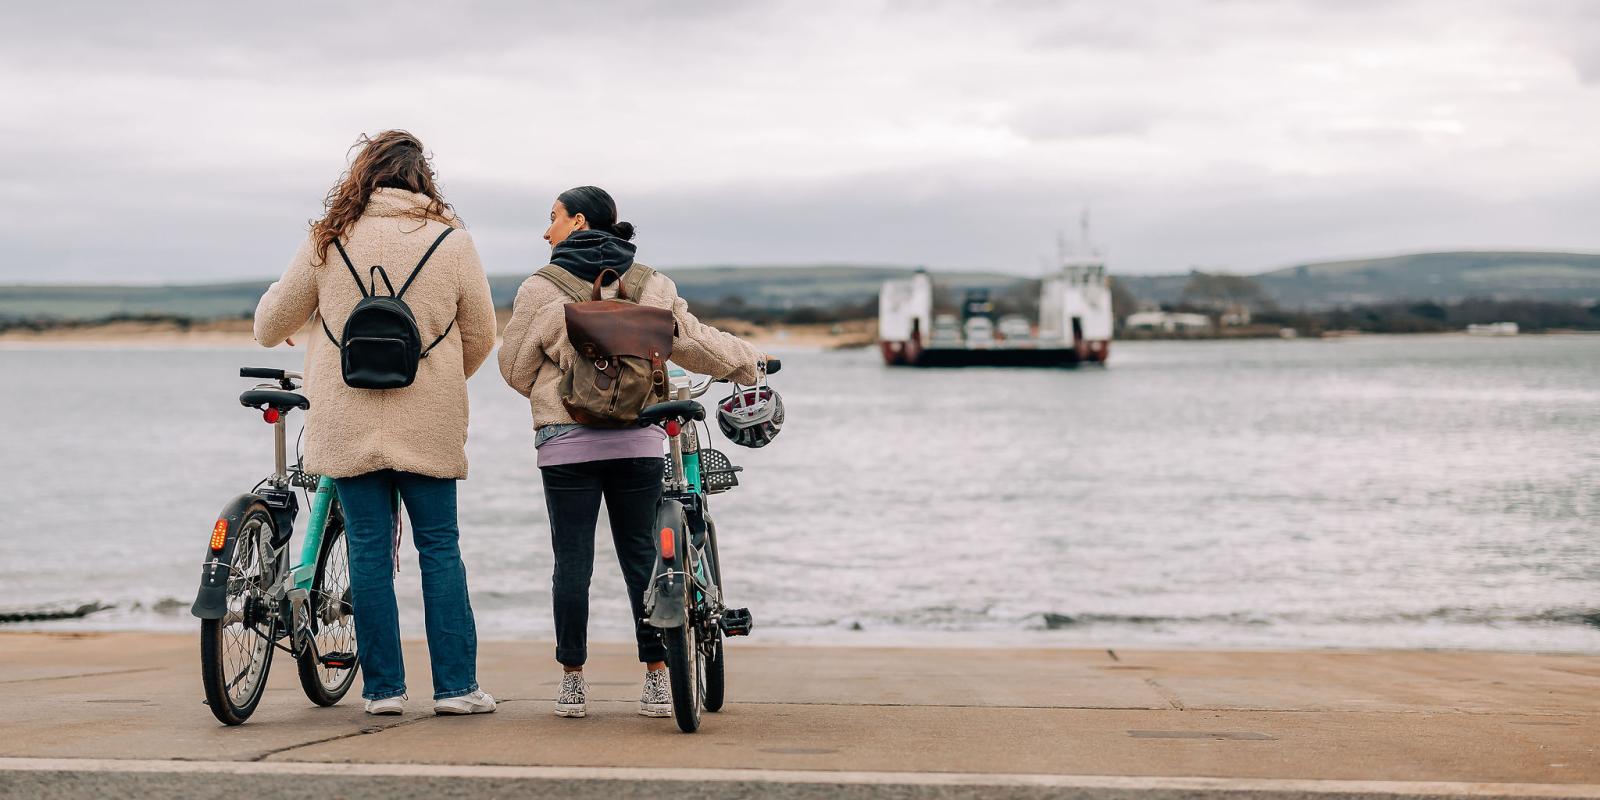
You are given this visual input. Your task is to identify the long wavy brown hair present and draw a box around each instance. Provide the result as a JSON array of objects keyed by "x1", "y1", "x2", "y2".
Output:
[{"x1": 309, "y1": 130, "x2": 457, "y2": 265}]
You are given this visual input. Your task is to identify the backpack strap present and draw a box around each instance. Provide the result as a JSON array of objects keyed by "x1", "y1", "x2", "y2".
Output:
[
  {"x1": 322, "y1": 239, "x2": 370, "y2": 350},
  {"x1": 536, "y1": 265, "x2": 595, "y2": 303},
  {"x1": 419, "y1": 319, "x2": 456, "y2": 358},
  {"x1": 395, "y1": 225, "x2": 455, "y2": 300},
  {"x1": 320, "y1": 314, "x2": 340, "y2": 349},
  {"x1": 332, "y1": 240, "x2": 368, "y2": 297},
  {"x1": 369, "y1": 265, "x2": 397, "y2": 297},
  {"x1": 620, "y1": 264, "x2": 655, "y2": 303},
  {"x1": 589, "y1": 269, "x2": 622, "y2": 300},
  {"x1": 538, "y1": 263, "x2": 654, "y2": 304}
]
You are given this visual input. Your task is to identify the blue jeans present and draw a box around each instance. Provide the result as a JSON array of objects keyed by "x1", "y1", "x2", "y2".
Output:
[{"x1": 334, "y1": 471, "x2": 479, "y2": 701}]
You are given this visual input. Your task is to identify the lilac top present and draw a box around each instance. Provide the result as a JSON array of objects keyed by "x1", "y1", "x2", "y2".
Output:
[{"x1": 536, "y1": 424, "x2": 667, "y2": 468}]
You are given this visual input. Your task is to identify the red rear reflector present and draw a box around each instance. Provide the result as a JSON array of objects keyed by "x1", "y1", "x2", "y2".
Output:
[
  {"x1": 263, "y1": 408, "x2": 280, "y2": 424},
  {"x1": 665, "y1": 420, "x2": 680, "y2": 437},
  {"x1": 659, "y1": 527, "x2": 675, "y2": 561},
  {"x1": 209, "y1": 520, "x2": 228, "y2": 551}
]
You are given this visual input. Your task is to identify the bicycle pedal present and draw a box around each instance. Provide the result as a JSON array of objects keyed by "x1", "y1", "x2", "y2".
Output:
[
  {"x1": 318, "y1": 651, "x2": 356, "y2": 669},
  {"x1": 720, "y1": 608, "x2": 754, "y2": 636}
]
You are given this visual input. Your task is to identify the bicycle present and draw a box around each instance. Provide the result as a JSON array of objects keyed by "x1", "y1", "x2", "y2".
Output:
[
  {"x1": 638, "y1": 358, "x2": 780, "y2": 733},
  {"x1": 188, "y1": 367, "x2": 359, "y2": 725}
]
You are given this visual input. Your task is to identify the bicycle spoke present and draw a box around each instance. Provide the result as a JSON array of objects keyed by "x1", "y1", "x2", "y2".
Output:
[{"x1": 310, "y1": 530, "x2": 355, "y2": 690}]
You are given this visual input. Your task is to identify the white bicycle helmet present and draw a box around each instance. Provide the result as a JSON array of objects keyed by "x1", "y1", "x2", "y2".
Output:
[{"x1": 717, "y1": 363, "x2": 784, "y2": 448}]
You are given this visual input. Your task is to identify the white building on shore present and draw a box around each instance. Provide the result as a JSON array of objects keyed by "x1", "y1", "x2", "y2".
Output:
[{"x1": 1125, "y1": 311, "x2": 1212, "y2": 333}]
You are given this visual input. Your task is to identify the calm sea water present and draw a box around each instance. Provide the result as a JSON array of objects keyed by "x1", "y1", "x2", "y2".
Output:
[{"x1": 1, "y1": 335, "x2": 1596, "y2": 652}]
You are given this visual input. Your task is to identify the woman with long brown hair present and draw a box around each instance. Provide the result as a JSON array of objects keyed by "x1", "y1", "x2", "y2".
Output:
[{"x1": 254, "y1": 130, "x2": 498, "y2": 716}]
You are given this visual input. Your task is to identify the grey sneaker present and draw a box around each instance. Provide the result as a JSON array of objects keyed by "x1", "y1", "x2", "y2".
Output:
[
  {"x1": 433, "y1": 689, "x2": 496, "y2": 716},
  {"x1": 640, "y1": 668, "x2": 671, "y2": 717},
  {"x1": 364, "y1": 695, "x2": 405, "y2": 716},
  {"x1": 556, "y1": 671, "x2": 587, "y2": 718}
]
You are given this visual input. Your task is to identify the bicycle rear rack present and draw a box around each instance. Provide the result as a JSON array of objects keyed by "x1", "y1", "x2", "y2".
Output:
[{"x1": 663, "y1": 448, "x2": 743, "y2": 494}]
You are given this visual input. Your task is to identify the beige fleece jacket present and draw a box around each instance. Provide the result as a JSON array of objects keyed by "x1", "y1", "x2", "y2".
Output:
[
  {"x1": 498, "y1": 266, "x2": 762, "y2": 430},
  {"x1": 253, "y1": 188, "x2": 497, "y2": 480}
]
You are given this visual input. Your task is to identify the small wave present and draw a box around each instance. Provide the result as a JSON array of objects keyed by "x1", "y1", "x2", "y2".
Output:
[
  {"x1": 1037, "y1": 607, "x2": 1600, "y2": 631},
  {"x1": 1040, "y1": 611, "x2": 1269, "y2": 629},
  {"x1": 0, "y1": 602, "x2": 114, "y2": 624}
]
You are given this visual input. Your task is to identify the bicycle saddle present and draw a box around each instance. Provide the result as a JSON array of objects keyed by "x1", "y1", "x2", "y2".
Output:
[
  {"x1": 638, "y1": 399, "x2": 705, "y2": 424},
  {"x1": 239, "y1": 388, "x2": 310, "y2": 411}
]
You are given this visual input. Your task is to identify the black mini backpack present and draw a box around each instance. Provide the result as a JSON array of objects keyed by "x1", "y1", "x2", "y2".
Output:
[{"x1": 320, "y1": 225, "x2": 455, "y2": 389}]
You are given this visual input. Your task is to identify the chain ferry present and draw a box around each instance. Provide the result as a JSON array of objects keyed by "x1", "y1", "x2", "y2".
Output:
[{"x1": 878, "y1": 253, "x2": 1113, "y2": 368}]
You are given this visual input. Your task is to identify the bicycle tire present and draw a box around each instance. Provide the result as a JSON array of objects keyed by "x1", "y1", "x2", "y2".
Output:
[
  {"x1": 703, "y1": 632, "x2": 726, "y2": 712},
  {"x1": 200, "y1": 504, "x2": 276, "y2": 726},
  {"x1": 664, "y1": 615, "x2": 703, "y2": 733},
  {"x1": 700, "y1": 516, "x2": 726, "y2": 713},
  {"x1": 662, "y1": 535, "x2": 703, "y2": 733},
  {"x1": 297, "y1": 500, "x2": 358, "y2": 706}
]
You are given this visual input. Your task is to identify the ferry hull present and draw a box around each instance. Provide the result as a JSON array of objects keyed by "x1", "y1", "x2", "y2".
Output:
[{"x1": 881, "y1": 340, "x2": 1108, "y2": 367}]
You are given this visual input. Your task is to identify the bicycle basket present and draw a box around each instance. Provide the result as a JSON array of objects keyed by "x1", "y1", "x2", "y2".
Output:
[{"x1": 663, "y1": 448, "x2": 743, "y2": 494}]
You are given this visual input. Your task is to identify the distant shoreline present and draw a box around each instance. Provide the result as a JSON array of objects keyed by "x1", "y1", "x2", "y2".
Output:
[
  {"x1": 0, "y1": 315, "x2": 879, "y2": 350},
  {"x1": 5, "y1": 314, "x2": 1598, "y2": 349}
]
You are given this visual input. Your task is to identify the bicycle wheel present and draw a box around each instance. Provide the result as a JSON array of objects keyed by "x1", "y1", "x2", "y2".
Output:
[
  {"x1": 297, "y1": 500, "x2": 358, "y2": 706},
  {"x1": 700, "y1": 519, "x2": 726, "y2": 713},
  {"x1": 703, "y1": 631, "x2": 726, "y2": 712},
  {"x1": 663, "y1": 551, "x2": 703, "y2": 732},
  {"x1": 200, "y1": 503, "x2": 276, "y2": 725}
]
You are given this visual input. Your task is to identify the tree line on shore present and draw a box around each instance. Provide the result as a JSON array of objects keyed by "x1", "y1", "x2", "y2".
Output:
[{"x1": 4, "y1": 269, "x2": 1599, "y2": 336}]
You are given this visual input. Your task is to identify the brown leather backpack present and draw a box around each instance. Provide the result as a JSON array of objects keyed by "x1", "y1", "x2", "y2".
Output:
[{"x1": 538, "y1": 264, "x2": 676, "y2": 427}]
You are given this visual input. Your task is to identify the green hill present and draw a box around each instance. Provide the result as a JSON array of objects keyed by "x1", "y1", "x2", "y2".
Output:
[
  {"x1": 4, "y1": 252, "x2": 1597, "y2": 321},
  {"x1": 1255, "y1": 251, "x2": 1600, "y2": 308},
  {"x1": 1117, "y1": 251, "x2": 1600, "y2": 310},
  {"x1": 0, "y1": 266, "x2": 1018, "y2": 321}
]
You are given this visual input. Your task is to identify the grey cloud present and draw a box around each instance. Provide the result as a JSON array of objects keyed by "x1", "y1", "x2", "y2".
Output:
[
  {"x1": 6, "y1": 151, "x2": 1600, "y2": 284},
  {"x1": 2, "y1": 0, "x2": 1598, "y2": 284},
  {"x1": 1006, "y1": 104, "x2": 1157, "y2": 142}
]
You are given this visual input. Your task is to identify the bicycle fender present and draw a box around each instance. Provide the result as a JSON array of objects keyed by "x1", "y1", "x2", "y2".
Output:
[
  {"x1": 646, "y1": 500, "x2": 690, "y2": 629},
  {"x1": 190, "y1": 493, "x2": 269, "y2": 619}
]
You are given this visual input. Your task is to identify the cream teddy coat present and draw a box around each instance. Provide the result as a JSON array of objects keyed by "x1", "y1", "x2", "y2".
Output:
[
  {"x1": 498, "y1": 265, "x2": 763, "y2": 430},
  {"x1": 253, "y1": 189, "x2": 497, "y2": 480}
]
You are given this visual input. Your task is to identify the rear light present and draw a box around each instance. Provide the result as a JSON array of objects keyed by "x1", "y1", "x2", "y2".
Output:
[
  {"x1": 263, "y1": 408, "x2": 280, "y2": 424},
  {"x1": 209, "y1": 520, "x2": 228, "y2": 551},
  {"x1": 659, "y1": 527, "x2": 675, "y2": 562},
  {"x1": 665, "y1": 420, "x2": 680, "y2": 437}
]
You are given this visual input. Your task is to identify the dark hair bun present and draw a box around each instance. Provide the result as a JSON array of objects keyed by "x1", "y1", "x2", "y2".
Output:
[{"x1": 611, "y1": 221, "x2": 636, "y2": 241}]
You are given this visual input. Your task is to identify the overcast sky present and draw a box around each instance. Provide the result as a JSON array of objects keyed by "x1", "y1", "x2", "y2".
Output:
[{"x1": 3, "y1": 0, "x2": 1597, "y2": 283}]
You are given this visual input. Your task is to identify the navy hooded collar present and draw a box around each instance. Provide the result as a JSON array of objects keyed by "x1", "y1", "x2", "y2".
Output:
[{"x1": 548, "y1": 230, "x2": 636, "y2": 286}]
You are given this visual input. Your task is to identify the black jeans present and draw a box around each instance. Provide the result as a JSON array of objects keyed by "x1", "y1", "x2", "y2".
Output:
[{"x1": 540, "y1": 457, "x2": 667, "y2": 666}]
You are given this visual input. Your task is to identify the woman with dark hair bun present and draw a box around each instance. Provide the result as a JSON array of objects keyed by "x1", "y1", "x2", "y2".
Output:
[
  {"x1": 555, "y1": 186, "x2": 636, "y2": 242},
  {"x1": 499, "y1": 187, "x2": 767, "y2": 720}
]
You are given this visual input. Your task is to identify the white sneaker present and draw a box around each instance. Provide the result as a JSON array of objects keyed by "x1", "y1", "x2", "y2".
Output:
[
  {"x1": 433, "y1": 690, "x2": 496, "y2": 716},
  {"x1": 639, "y1": 668, "x2": 671, "y2": 717},
  {"x1": 365, "y1": 696, "x2": 405, "y2": 716},
  {"x1": 556, "y1": 671, "x2": 587, "y2": 718}
]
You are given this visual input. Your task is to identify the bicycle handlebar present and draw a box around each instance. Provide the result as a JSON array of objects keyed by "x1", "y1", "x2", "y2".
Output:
[
  {"x1": 240, "y1": 367, "x2": 303, "y2": 383},
  {"x1": 681, "y1": 358, "x2": 781, "y2": 400}
]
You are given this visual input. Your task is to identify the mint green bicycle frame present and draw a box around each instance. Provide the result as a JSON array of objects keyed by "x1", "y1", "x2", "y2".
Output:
[{"x1": 291, "y1": 475, "x2": 338, "y2": 590}]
